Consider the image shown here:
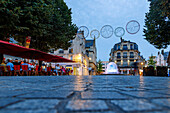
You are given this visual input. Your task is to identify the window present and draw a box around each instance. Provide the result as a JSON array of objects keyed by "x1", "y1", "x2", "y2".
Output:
[
  {"x1": 130, "y1": 44, "x2": 133, "y2": 50},
  {"x1": 59, "y1": 49, "x2": 64, "y2": 54},
  {"x1": 130, "y1": 52, "x2": 134, "y2": 58},
  {"x1": 123, "y1": 59, "x2": 128, "y2": 66},
  {"x1": 50, "y1": 49, "x2": 54, "y2": 53},
  {"x1": 123, "y1": 45, "x2": 127, "y2": 50},
  {"x1": 69, "y1": 48, "x2": 73, "y2": 53},
  {"x1": 117, "y1": 52, "x2": 121, "y2": 58},
  {"x1": 114, "y1": 45, "x2": 117, "y2": 50},
  {"x1": 118, "y1": 44, "x2": 120, "y2": 50},
  {"x1": 70, "y1": 56, "x2": 73, "y2": 60},
  {"x1": 134, "y1": 44, "x2": 138, "y2": 50},
  {"x1": 123, "y1": 52, "x2": 127, "y2": 58}
]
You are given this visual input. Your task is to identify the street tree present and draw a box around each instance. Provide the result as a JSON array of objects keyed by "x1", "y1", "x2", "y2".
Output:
[
  {"x1": 0, "y1": 0, "x2": 77, "y2": 52},
  {"x1": 148, "y1": 55, "x2": 157, "y2": 69},
  {"x1": 144, "y1": 0, "x2": 170, "y2": 49},
  {"x1": 97, "y1": 59, "x2": 103, "y2": 74}
]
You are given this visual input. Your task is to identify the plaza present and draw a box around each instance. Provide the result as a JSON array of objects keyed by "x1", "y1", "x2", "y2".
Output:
[{"x1": 0, "y1": 75, "x2": 170, "y2": 113}]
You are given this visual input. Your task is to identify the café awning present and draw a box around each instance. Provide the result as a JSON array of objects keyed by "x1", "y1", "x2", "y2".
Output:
[{"x1": 0, "y1": 40, "x2": 74, "y2": 62}]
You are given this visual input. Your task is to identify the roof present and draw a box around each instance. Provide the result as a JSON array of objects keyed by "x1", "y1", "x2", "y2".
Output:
[
  {"x1": 114, "y1": 41, "x2": 136, "y2": 45},
  {"x1": 85, "y1": 40, "x2": 94, "y2": 48}
]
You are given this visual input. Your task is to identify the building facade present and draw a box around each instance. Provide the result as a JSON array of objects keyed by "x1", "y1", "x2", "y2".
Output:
[
  {"x1": 52, "y1": 31, "x2": 89, "y2": 75},
  {"x1": 101, "y1": 61, "x2": 109, "y2": 74},
  {"x1": 109, "y1": 38, "x2": 145, "y2": 75},
  {"x1": 156, "y1": 50, "x2": 170, "y2": 66},
  {"x1": 85, "y1": 40, "x2": 97, "y2": 75}
]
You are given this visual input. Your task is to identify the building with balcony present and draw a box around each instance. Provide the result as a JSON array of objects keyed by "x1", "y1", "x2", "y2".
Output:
[
  {"x1": 85, "y1": 39, "x2": 97, "y2": 75},
  {"x1": 109, "y1": 38, "x2": 145, "y2": 75}
]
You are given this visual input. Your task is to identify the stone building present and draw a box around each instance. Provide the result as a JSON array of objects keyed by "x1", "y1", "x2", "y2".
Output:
[
  {"x1": 109, "y1": 38, "x2": 145, "y2": 75},
  {"x1": 85, "y1": 40, "x2": 97, "y2": 75},
  {"x1": 52, "y1": 31, "x2": 89, "y2": 75}
]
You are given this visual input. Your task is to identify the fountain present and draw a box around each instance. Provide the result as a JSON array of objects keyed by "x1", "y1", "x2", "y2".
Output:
[{"x1": 105, "y1": 62, "x2": 119, "y2": 74}]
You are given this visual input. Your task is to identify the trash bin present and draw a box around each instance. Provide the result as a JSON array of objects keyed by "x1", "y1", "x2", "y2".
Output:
[
  {"x1": 143, "y1": 66, "x2": 154, "y2": 76},
  {"x1": 156, "y1": 66, "x2": 168, "y2": 77}
]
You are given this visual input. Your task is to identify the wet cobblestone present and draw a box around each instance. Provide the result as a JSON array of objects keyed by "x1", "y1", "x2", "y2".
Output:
[{"x1": 0, "y1": 75, "x2": 170, "y2": 113}]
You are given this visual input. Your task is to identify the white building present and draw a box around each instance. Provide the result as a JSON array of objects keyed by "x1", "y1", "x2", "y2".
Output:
[
  {"x1": 156, "y1": 50, "x2": 170, "y2": 66},
  {"x1": 52, "y1": 31, "x2": 89, "y2": 75},
  {"x1": 85, "y1": 40, "x2": 97, "y2": 75}
]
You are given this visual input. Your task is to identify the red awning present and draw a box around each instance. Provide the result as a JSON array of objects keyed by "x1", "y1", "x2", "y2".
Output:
[{"x1": 0, "y1": 40, "x2": 74, "y2": 62}]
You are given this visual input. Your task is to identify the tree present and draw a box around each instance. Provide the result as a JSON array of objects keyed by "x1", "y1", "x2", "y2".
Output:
[
  {"x1": 148, "y1": 55, "x2": 157, "y2": 69},
  {"x1": 0, "y1": 0, "x2": 77, "y2": 52},
  {"x1": 144, "y1": 0, "x2": 170, "y2": 49},
  {"x1": 97, "y1": 59, "x2": 103, "y2": 74}
]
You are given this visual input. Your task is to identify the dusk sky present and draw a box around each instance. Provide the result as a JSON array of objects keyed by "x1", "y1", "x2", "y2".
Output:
[{"x1": 64, "y1": 0, "x2": 170, "y2": 61}]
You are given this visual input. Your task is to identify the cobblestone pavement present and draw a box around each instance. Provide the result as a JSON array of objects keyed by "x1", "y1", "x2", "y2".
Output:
[{"x1": 0, "y1": 75, "x2": 170, "y2": 113}]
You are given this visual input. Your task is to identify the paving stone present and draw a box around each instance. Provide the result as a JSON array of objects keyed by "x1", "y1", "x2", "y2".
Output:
[
  {"x1": 81, "y1": 91, "x2": 128, "y2": 99},
  {"x1": 7, "y1": 99, "x2": 60, "y2": 110},
  {"x1": 62, "y1": 84, "x2": 87, "y2": 88},
  {"x1": 18, "y1": 91, "x2": 73, "y2": 98},
  {"x1": 111, "y1": 99, "x2": 161, "y2": 111},
  {"x1": 122, "y1": 91, "x2": 170, "y2": 98},
  {"x1": 81, "y1": 111, "x2": 116, "y2": 113},
  {"x1": 0, "y1": 90, "x2": 32, "y2": 97},
  {"x1": 89, "y1": 87, "x2": 118, "y2": 91},
  {"x1": 66, "y1": 100, "x2": 108, "y2": 111},
  {"x1": 0, "y1": 98, "x2": 21, "y2": 108},
  {"x1": 1, "y1": 75, "x2": 170, "y2": 113},
  {"x1": 0, "y1": 109, "x2": 57, "y2": 113},
  {"x1": 57, "y1": 87, "x2": 87, "y2": 91},
  {"x1": 145, "y1": 110, "x2": 170, "y2": 113},
  {"x1": 151, "y1": 98, "x2": 170, "y2": 108},
  {"x1": 116, "y1": 87, "x2": 146, "y2": 91},
  {"x1": 151, "y1": 89, "x2": 170, "y2": 95}
]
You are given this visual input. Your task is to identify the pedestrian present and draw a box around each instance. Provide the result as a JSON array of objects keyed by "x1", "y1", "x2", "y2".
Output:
[
  {"x1": 55, "y1": 64, "x2": 60, "y2": 76},
  {"x1": 134, "y1": 61, "x2": 138, "y2": 75}
]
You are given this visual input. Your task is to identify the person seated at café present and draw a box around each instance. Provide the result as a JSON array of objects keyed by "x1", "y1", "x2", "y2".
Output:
[
  {"x1": 13, "y1": 59, "x2": 21, "y2": 65},
  {"x1": 31, "y1": 62, "x2": 36, "y2": 75},
  {"x1": 21, "y1": 60, "x2": 29, "y2": 75},
  {"x1": 6, "y1": 59, "x2": 14, "y2": 71},
  {"x1": 6, "y1": 59, "x2": 14, "y2": 76},
  {"x1": 41, "y1": 63, "x2": 47, "y2": 75},
  {"x1": 0, "y1": 60, "x2": 7, "y2": 75},
  {"x1": 13, "y1": 59, "x2": 21, "y2": 76},
  {"x1": 55, "y1": 64, "x2": 60, "y2": 76}
]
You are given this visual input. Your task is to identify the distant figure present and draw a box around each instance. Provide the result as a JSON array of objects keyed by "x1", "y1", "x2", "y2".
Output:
[
  {"x1": 55, "y1": 64, "x2": 60, "y2": 76},
  {"x1": 134, "y1": 62, "x2": 138, "y2": 75}
]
